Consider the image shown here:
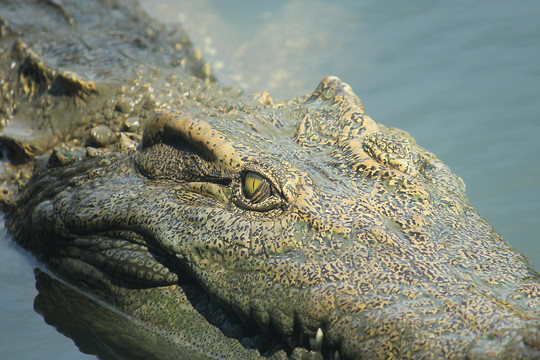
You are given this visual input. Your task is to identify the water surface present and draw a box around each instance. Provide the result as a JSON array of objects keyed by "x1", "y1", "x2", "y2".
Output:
[{"x1": 1, "y1": 0, "x2": 539, "y2": 358}]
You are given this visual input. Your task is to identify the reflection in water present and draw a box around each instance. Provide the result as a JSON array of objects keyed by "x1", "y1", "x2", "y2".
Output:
[
  {"x1": 33, "y1": 270, "x2": 270, "y2": 360},
  {"x1": 34, "y1": 270, "x2": 153, "y2": 360}
]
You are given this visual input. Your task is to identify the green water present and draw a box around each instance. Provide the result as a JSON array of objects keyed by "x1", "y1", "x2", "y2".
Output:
[{"x1": 1, "y1": 0, "x2": 539, "y2": 358}]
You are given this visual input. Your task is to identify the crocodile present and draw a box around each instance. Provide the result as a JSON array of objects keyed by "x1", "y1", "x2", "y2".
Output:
[{"x1": 1, "y1": 0, "x2": 539, "y2": 359}]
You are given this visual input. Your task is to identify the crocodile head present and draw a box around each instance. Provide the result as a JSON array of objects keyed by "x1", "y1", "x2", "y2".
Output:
[{"x1": 6, "y1": 77, "x2": 539, "y2": 359}]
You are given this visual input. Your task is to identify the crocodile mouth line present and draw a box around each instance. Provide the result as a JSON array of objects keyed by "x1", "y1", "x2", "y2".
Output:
[{"x1": 61, "y1": 250, "x2": 346, "y2": 359}]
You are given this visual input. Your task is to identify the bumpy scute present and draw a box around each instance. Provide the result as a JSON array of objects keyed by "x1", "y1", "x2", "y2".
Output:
[{"x1": 4, "y1": 75, "x2": 539, "y2": 359}]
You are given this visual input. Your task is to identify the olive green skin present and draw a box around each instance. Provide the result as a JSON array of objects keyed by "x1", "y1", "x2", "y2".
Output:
[
  {"x1": 1, "y1": 1, "x2": 539, "y2": 359},
  {"x1": 5, "y1": 76, "x2": 539, "y2": 359}
]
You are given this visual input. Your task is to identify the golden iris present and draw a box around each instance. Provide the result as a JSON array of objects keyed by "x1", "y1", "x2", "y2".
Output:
[{"x1": 243, "y1": 172, "x2": 271, "y2": 203}]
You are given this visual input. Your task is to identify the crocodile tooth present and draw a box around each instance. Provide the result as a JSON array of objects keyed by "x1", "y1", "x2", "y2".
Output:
[
  {"x1": 307, "y1": 328, "x2": 323, "y2": 351},
  {"x1": 312, "y1": 328, "x2": 323, "y2": 351},
  {"x1": 329, "y1": 348, "x2": 342, "y2": 360}
]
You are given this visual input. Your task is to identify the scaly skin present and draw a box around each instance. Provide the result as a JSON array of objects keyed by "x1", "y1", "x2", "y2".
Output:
[
  {"x1": 4, "y1": 76, "x2": 539, "y2": 359},
  {"x1": 1, "y1": 0, "x2": 539, "y2": 359}
]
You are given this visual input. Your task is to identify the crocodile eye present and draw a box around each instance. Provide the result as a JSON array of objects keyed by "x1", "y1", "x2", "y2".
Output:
[
  {"x1": 243, "y1": 171, "x2": 272, "y2": 203},
  {"x1": 236, "y1": 165, "x2": 285, "y2": 212}
]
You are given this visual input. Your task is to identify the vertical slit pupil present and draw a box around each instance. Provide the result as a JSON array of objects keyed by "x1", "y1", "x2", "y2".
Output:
[{"x1": 243, "y1": 172, "x2": 271, "y2": 203}]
